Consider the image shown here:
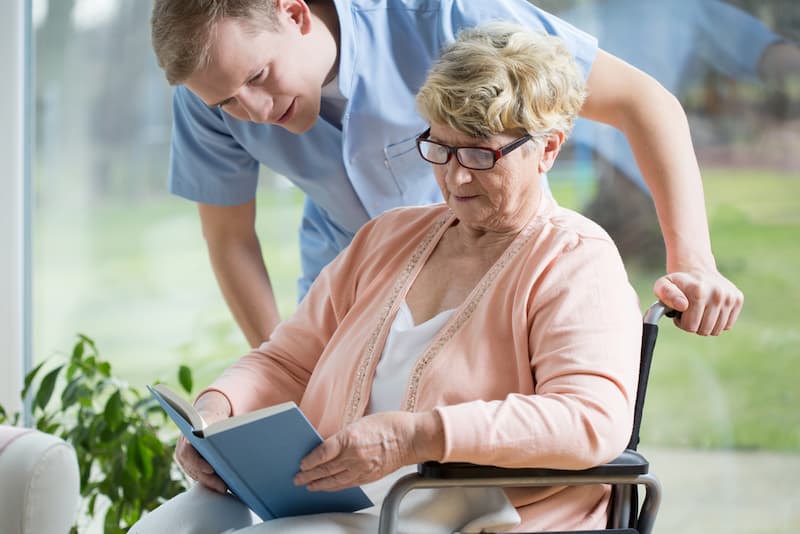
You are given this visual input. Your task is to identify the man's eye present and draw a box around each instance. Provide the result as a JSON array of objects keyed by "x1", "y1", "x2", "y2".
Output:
[{"x1": 248, "y1": 69, "x2": 266, "y2": 85}]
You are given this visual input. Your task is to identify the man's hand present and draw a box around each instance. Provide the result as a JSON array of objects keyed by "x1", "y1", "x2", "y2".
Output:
[
  {"x1": 654, "y1": 270, "x2": 744, "y2": 336},
  {"x1": 294, "y1": 411, "x2": 443, "y2": 492},
  {"x1": 174, "y1": 391, "x2": 233, "y2": 494}
]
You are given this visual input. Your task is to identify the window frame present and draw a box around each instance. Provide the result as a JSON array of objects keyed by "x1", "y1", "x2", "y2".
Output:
[{"x1": 0, "y1": 0, "x2": 32, "y2": 419}]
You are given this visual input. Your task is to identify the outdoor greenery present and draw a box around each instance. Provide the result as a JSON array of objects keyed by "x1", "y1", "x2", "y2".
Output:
[
  {"x1": 0, "y1": 336, "x2": 191, "y2": 533},
  {"x1": 32, "y1": 168, "x2": 799, "y2": 453},
  {"x1": 635, "y1": 169, "x2": 800, "y2": 450}
]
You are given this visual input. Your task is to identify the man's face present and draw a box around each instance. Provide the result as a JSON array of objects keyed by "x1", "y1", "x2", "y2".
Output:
[{"x1": 184, "y1": 15, "x2": 328, "y2": 134}]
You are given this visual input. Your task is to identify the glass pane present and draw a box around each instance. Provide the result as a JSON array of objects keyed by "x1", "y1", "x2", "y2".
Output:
[{"x1": 32, "y1": 0, "x2": 303, "y2": 393}]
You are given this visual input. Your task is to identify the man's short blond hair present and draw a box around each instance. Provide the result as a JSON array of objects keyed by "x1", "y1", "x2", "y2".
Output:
[
  {"x1": 151, "y1": 0, "x2": 279, "y2": 85},
  {"x1": 417, "y1": 22, "x2": 587, "y2": 140}
]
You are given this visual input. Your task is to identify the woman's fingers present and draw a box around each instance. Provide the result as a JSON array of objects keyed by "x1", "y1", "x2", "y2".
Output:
[{"x1": 175, "y1": 436, "x2": 228, "y2": 494}]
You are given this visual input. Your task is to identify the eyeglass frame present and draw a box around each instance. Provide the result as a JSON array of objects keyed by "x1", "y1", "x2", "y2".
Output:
[{"x1": 415, "y1": 127, "x2": 533, "y2": 171}]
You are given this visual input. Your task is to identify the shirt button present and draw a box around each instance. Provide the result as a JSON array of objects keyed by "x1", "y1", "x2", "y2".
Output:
[{"x1": 383, "y1": 159, "x2": 389, "y2": 168}]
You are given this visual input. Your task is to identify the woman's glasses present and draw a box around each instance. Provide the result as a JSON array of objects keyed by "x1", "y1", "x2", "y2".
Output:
[{"x1": 416, "y1": 128, "x2": 532, "y2": 171}]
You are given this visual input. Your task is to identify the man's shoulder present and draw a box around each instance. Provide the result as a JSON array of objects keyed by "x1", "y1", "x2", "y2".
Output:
[{"x1": 347, "y1": 0, "x2": 445, "y2": 11}]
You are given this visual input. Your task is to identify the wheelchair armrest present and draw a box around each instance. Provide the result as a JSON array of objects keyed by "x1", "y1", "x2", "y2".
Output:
[{"x1": 418, "y1": 449, "x2": 649, "y2": 479}]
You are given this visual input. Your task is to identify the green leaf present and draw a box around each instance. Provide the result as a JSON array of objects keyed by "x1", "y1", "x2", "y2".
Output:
[
  {"x1": 61, "y1": 376, "x2": 84, "y2": 409},
  {"x1": 136, "y1": 435, "x2": 155, "y2": 479},
  {"x1": 103, "y1": 502, "x2": 123, "y2": 533},
  {"x1": 71, "y1": 339, "x2": 85, "y2": 362},
  {"x1": 0, "y1": 404, "x2": 7, "y2": 423},
  {"x1": 97, "y1": 361, "x2": 111, "y2": 377},
  {"x1": 75, "y1": 384, "x2": 94, "y2": 408},
  {"x1": 21, "y1": 360, "x2": 47, "y2": 400},
  {"x1": 178, "y1": 365, "x2": 193, "y2": 393},
  {"x1": 34, "y1": 365, "x2": 64, "y2": 411},
  {"x1": 77, "y1": 333, "x2": 96, "y2": 348},
  {"x1": 87, "y1": 493, "x2": 98, "y2": 516},
  {"x1": 103, "y1": 390, "x2": 124, "y2": 432}
]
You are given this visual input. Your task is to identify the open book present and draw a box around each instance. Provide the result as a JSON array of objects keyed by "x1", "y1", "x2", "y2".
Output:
[{"x1": 148, "y1": 384, "x2": 373, "y2": 520}]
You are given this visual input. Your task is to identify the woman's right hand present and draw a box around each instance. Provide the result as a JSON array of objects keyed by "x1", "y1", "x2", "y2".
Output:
[{"x1": 174, "y1": 390, "x2": 232, "y2": 494}]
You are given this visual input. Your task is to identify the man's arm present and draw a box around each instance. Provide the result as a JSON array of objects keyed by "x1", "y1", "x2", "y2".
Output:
[
  {"x1": 198, "y1": 200, "x2": 281, "y2": 347},
  {"x1": 580, "y1": 50, "x2": 743, "y2": 336}
]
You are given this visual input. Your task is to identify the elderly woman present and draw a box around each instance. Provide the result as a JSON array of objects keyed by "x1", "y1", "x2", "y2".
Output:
[{"x1": 132, "y1": 22, "x2": 642, "y2": 533}]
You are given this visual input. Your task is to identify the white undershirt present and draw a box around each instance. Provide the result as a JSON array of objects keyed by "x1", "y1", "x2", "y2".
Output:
[{"x1": 367, "y1": 300, "x2": 456, "y2": 414}]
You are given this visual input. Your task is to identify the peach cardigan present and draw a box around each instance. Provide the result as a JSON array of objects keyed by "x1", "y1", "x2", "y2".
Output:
[{"x1": 207, "y1": 195, "x2": 642, "y2": 531}]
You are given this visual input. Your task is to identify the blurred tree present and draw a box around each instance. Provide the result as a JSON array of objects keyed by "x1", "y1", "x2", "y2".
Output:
[{"x1": 87, "y1": 0, "x2": 172, "y2": 200}]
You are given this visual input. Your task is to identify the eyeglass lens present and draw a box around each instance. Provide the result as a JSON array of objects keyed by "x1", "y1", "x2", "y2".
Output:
[{"x1": 418, "y1": 141, "x2": 496, "y2": 170}]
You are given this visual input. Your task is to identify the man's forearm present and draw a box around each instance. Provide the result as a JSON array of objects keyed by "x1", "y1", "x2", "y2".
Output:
[{"x1": 207, "y1": 236, "x2": 281, "y2": 347}]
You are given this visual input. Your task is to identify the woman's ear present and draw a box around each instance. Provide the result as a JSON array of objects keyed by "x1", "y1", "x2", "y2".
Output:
[{"x1": 537, "y1": 132, "x2": 565, "y2": 174}]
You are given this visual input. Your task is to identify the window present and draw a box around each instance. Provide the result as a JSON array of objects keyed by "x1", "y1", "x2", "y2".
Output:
[{"x1": 31, "y1": 0, "x2": 303, "y2": 388}]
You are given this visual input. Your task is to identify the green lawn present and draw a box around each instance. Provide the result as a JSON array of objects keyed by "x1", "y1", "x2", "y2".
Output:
[
  {"x1": 631, "y1": 170, "x2": 800, "y2": 450},
  {"x1": 32, "y1": 169, "x2": 799, "y2": 451}
]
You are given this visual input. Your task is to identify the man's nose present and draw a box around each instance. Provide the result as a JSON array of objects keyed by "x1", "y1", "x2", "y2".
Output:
[{"x1": 236, "y1": 86, "x2": 273, "y2": 123}]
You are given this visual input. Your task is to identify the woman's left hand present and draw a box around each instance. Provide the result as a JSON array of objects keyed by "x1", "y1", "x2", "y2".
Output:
[{"x1": 294, "y1": 411, "x2": 443, "y2": 492}]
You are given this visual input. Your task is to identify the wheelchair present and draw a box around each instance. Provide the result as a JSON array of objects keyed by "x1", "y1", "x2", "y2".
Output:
[{"x1": 378, "y1": 301, "x2": 675, "y2": 534}]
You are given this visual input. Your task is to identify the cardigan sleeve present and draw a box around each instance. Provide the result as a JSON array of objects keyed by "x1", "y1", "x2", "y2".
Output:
[
  {"x1": 434, "y1": 234, "x2": 641, "y2": 469},
  {"x1": 202, "y1": 217, "x2": 383, "y2": 415}
]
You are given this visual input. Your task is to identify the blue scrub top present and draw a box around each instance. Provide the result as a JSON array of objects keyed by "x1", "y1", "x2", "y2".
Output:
[{"x1": 168, "y1": 0, "x2": 598, "y2": 297}]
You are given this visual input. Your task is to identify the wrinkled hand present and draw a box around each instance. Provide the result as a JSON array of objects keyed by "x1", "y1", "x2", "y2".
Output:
[
  {"x1": 294, "y1": 411, "x2": 443, "y2": 492},
  {"x1": 174, "y1": 391, "x2": 232, "y2": 494},
  {"x1": 654, "y1": 269, "x2": 743, "y2": 336}
]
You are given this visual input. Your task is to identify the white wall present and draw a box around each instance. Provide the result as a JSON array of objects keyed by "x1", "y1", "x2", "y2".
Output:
[{"x1": 0, "y1": 0, "x2": 29, "y2": 416}]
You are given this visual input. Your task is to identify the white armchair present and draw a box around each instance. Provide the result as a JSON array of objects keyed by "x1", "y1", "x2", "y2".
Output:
[{"x1": 0, "y1": 425, "x2": 80, "y2": 534}]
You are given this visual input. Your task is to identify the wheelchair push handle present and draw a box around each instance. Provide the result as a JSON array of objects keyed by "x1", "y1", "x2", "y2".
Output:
[{"x1": 643, "y1": 301, "x2": 680, "y2": 325}]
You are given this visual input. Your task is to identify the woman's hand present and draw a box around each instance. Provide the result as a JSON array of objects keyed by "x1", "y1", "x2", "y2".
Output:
[
  {"x1": 174, "y1": 390, "x2": 232, "y2": 494},
  {"x1": 654, "y1": 269, "x2": 744, "y2": 336},
  {"x1": 294, "y1": 411, "x2": 444, "y2": 492}
]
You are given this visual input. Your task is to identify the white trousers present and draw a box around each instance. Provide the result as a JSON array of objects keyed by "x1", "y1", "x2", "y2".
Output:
[{"x1": 130, "y1": 466, "x2": 520, "y2": 534}]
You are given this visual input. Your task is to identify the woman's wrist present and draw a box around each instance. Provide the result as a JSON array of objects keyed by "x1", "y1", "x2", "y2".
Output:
[
  {"x1": 412, "y1": 411, "x2": 445, "y2": 463},
  {"x1": 193, "y1": 390, "x2": 233, "y2": 424}
]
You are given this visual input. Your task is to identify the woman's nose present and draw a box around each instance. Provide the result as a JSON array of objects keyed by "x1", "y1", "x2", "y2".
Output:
[
  {"x1": 446, "y1": 158, "x2": 473, "y2": 185},
  {"x1": 236, "y1": 86, "x2": 273, "y2": 123}
]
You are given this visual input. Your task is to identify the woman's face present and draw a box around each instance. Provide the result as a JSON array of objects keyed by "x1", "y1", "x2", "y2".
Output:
[{"x1": 427, "y1": 123, "x2": 553, "y2": 234}]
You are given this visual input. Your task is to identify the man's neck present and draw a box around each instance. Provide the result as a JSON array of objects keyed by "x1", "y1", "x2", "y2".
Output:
[{"x1": 308, "y1": 0, "x2": 340, "y2": 85}]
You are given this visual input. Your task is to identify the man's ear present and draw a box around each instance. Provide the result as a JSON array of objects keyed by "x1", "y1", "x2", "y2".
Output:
[
  {"x1": 276, "y1": 0, "x2": 312, "y2": 35},
  {"x1": 537, "y1": 131, "x2": 565, "y2": 174}
]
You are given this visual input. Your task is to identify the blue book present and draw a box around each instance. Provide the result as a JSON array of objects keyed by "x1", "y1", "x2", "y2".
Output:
[{"x1": 147, "y1": 384, "x2": 373, "y2": 520}]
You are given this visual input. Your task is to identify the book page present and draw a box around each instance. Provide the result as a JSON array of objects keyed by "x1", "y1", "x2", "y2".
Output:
[
  {"x1": 151, "y1": 383, "x2": 206, "y2": 431},
  {"x1": 204, "y1": 401, "x2": 298, "y2": 437}
]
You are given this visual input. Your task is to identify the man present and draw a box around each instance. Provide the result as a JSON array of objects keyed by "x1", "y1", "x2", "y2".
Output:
[{"x1": 151, "y1": 0, "x2": 743, "y2": 348}]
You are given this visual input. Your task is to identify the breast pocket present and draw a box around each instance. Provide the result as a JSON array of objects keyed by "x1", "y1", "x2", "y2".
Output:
[{"x1": 383, "y1": 133, "x2": 436, "y2": 196}]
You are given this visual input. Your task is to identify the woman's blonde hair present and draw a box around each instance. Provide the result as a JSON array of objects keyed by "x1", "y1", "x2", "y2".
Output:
[
  {"x1": 417, "y1": 22, "x2": 587, "y2": 140},
  {"x1": 151, "y1": 0, "x2": 279, "y2": 85}
]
